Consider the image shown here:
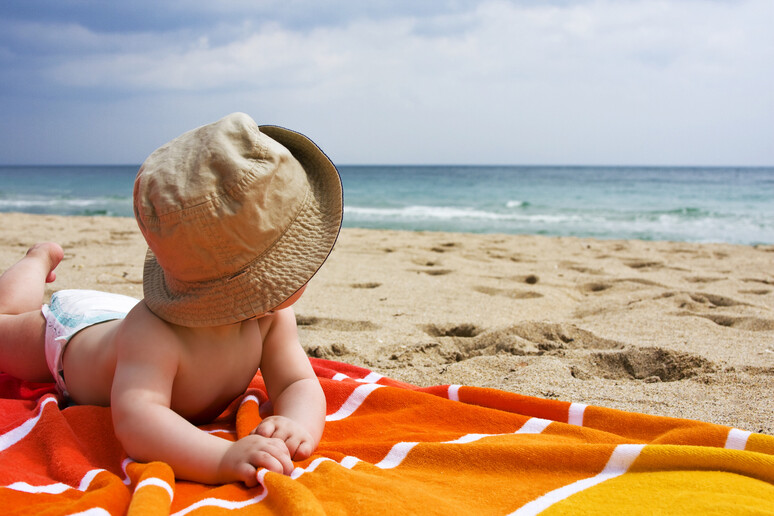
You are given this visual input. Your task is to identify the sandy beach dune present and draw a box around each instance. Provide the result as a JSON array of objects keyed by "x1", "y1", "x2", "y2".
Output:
[{"x1": 2, "y1": 212, "x2": 772, "y2": 434}]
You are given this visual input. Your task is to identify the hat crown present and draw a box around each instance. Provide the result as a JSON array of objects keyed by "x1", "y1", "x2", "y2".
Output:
[
  {"x1": 133, "y1": 113, "x2": 342, "y2": 327},
  {"x1": 134, "y1": 113, "x2": 309, "y2": 284}
]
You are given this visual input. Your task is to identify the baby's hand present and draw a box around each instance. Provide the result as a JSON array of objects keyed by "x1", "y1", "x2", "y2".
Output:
[
  {"x1": 254, "y1": 416, "x2": 315, "y2": 461},
  {"x1": 218, "y1": 434, "x2": 294, "y2": 486}
]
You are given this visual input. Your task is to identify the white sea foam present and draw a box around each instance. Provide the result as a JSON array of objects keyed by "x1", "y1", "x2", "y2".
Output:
[
  {"x1": 0, "y1": 198, "x2": 103, "y2": 208},
  {"x1": 506, "y1": 200, "x2": 529, "y2": 208},
  {"x1": 343, "y1": 204, "x2": 774, "y2": 245},
  {"x1": 3, "y1": 165, "x2": 772, "y2": 245},
  {"x1": 345, "y1": 205, "x2": 581, "y2": 223},
  {"x1": 0, "y1": 196, "x2": 132, "y2": 216}
]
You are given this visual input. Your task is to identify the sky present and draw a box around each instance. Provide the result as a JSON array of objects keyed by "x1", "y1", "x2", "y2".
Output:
[{"x1": 0, "y1": 0, "x2": 772, "y2": 166}]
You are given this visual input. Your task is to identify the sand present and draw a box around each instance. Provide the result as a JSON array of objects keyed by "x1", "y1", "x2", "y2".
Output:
[{"x1": 2, "y1": 212, "x2": 773, "y2": 434}]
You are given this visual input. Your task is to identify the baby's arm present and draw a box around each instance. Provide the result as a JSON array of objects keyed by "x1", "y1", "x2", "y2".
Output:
[
  {"x1": 256, "y1": 306, "x2": 326, "y2": 460},
  {"x1": 110, "y1": 305, "x2": 293, "y2": 485}
]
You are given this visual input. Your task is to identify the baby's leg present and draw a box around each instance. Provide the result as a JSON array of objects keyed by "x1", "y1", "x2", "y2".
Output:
[
  {"x1": 0, "y1": 243, "x2": 63, "y2": 382},
  {"x1": 0, "y1": 242, "x2": 63, "y2": 314}
]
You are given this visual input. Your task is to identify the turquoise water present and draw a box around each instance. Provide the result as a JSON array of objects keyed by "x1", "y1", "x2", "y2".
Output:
[{"x1": 1, "y1": 165, "x2": 772, "y2": 245}]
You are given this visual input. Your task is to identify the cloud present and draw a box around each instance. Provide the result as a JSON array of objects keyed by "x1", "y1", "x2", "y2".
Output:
[
  {"x1": 36, "y1": 1, "x2": 769, "y2": 93},
  {"x1": 0, "y1": 0, "x2": 771, "y2": 164}
]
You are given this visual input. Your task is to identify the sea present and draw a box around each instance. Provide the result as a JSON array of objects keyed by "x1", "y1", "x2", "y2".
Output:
[{"x1": 0, "y1": 165, "x2": 772, "y2": 246}]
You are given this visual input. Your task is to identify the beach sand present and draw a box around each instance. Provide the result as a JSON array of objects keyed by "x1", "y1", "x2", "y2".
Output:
[{"x1": 2, "y1": 212, "x2": 772, "y2": 434}]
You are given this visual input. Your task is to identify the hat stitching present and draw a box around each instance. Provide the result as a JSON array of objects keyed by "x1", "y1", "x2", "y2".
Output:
[
  {"x1": 137, "y1": 162, "x2": 272, "y2": 225},
  {"x1": 143, "y1": 185, "x2": 335, "y2": 326},
  {"x1": 160, "y1": 183, "x2": 312, "y2": 292}
]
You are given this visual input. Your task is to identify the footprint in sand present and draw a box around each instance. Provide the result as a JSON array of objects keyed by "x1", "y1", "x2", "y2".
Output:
[
  {"x1": 413, "y1": 322, "x2": 625, "y2": 364},
  {"x1": 306, "y1": 343, "x2": 348, "y2": 359},
  {"x1": 624, "y1": 259, "x2": 690, "y2": 272},
  {"x1": 110, "y1": 230, "x2": 136, "y2": 241},
  {"x1": 738, "y1": 289, "x2": 771, "y2": 296},
  {"x1": 474, "y1": 286, "x2": 543, "y2": 299},
  {"x1": 670, "y1": 292, "x2": 749, "y2": 310},
  {"x1": 742, "y1": 278, "x2": 774, "y2": 286},
  {"x1": 350, "y1": 282, "x2": 382, "y2": 289},
  {"x1": 296, "y1": 315, "x2": 379, "y2": 332},
  {"x1": 491, "y1": 322, "x2": 626, "y2": 353},
  {"x1": 430, "y1": 242, "x2": 460, "y2": 253},
  {"x1": 411, "y1": 258, "x2": 442, "y2": 267},
  {"x1": 623, "y1": 259, "x2": 664, "y2": 270},
  {"x1": 423, "y1": 323, "x2": 482, "y2": 338},
  {"x1": 408, "y1": 255, "x2": 454, "y2": 276},
  {"x1": 684, "y1": 276, "x2": 724, "y2": 284},
  {"x1": 559, "y1": 261, "x2": 606, "y2": 275},
  {"x1": 579, "y1": 347, "x2": 715, "y2": 382},
  {"x1": 684, "y1": 313, "x2": 774, "y2": 332},
  {"x1": 580, "y1": 282, "x2": 614, "y2": 293},
  {"x1": 581, "y1": 278, "x2": 666, "y2": 295},
  {"x1": 415, "y1": 268, "x2": 454, "y2": 276}
]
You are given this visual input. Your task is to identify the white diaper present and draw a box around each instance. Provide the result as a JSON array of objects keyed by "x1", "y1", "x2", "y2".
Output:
[{"x1": 41, "y1": 289, "x2": 140, "y2": 397}]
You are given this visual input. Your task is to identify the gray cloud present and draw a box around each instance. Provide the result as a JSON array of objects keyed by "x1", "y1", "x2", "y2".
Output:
[{"x1": 0, "y1": 0, "x2": 771, "y2": 165}]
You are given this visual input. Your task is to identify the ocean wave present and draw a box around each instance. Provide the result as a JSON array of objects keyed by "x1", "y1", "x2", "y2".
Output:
[
  {"x1": 506, "y1": 200, "x2": 530, "y2": 208},
  {"x1": 646, "y1": 207, "x2": 714, "y2": 218},
  {"x1": 343, "y1": 204, "x2": 774, "y2": 244},
  {"x1": 0, "y1": 196, "x2": 133, "y2": 217},
  {"x1": 0, "y1": 199, "x2": 109, "y2": 208},
  {"x1": 344, "y1": 205, "x2": 579, "y2": 223}
]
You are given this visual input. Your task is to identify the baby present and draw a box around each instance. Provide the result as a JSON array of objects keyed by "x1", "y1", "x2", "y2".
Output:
[{"x1": 0, "y1": 113, "x2": 343, "y2": 486}]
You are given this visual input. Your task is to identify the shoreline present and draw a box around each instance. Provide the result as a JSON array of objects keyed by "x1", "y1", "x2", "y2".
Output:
[{"x1": 1, "y1": 212, "x2": 773, "y2": 434}]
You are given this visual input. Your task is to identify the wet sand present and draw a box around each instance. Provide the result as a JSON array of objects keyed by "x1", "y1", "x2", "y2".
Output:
[{"x1": 2, "y1": 212, "x2": 772, "y2": 434}]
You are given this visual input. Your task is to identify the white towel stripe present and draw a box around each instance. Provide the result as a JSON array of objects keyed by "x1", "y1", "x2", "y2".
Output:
[
  {"x1": 171, "y1": 471, "x2": 269, "y2": 516},
  {"x1": 3, "y1": 468, "x2": 106, "y2": 495},
  {"x1": 331, "y1": 371, "x2": 383, "y2": 383},
  {"x1": 290, "y1": 457, "x2": 333, "y2": 479},
  {"x1": 0, "y1": 396, "x2": 58, "y2": 452},
  {"x1": 4, "y1": 481, "x2": 71, "y2": 494},
  {"x1": 78, "y1": 469, "x2": 106, "y2": 491},
  {"x1": 444, "y1": 433, "x2": 491, "y2": 445},
  {"x1": 724, "y1": 428, "x2": 751, "y2": 450},
  {"x1": 202, "y1": 427, "x2": 235, "y2": 435},
  {"x1": 510, "y1": 444, "x2": 645, "y2": 516},
  {"x1": 239, "y1": 394, "x2": 260, "y2": 407},
  {"x1": 515, "y1": 418, "x2": 553, "y2": 434},
  {"x1": 340, "y1": 456, "x2": 361, "y2": 469},
  {"x1": 375, "y1": 442, "x2": 419, "y2": 469},
  {"x1": 290, "y1": 455, "x2": 362, "y2": 481},
  {"x1": 70, "y1": 509, "x2": 111, "y2": 516},
  {"x1": 448, "y1": 384, "x2": 461, "y2": 401},
  {"x1": 357, "y1": 372, "x2": 383, "y2": 384},
  {"x1": 567, "y1": 403, "x2": 587, "y2": 426},
  {"x1": 136, "y1": 477, "x2": 174, "y2": 501},
  {"x1": 325, "y1": 383, "x2": 383, "y2": 421},
  {"x1": 283, "y1": 418, "x2": 554, "y2": 483}
]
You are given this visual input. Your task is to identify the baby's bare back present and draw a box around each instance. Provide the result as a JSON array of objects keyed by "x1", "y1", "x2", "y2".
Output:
[{"x1": 63, "y1": 301, "x2": 266, "y2": 424}]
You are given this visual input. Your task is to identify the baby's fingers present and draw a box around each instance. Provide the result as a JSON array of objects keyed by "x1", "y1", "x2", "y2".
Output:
[
  {"x1": 234, "y1": 462, "x2": 259, "y2": 488},
  {"x1": 292, "y1": 440, "x2": 314, "y2": 461},
  {"x1": 250, "y1": 449, "x2": 292, "y2": 476},
  {"x1": 280, "y1": 433, "x2": 311, "y2": 461},
  {"x1": 254, "y1": 419, "x2": 276, "y2": 438},
  {"x1": 255, "y1": 417, "x2": 293, "y2": 441}
]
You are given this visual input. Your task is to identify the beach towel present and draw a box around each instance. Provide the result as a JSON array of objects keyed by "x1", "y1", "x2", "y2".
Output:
[{"x1": 1, "y1": 358, "x2": 772, "y2": 515}]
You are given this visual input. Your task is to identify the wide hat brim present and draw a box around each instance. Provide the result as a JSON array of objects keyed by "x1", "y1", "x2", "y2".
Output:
[{"x1": 141, "y1": 125, "x2": 343, "y2": 327}]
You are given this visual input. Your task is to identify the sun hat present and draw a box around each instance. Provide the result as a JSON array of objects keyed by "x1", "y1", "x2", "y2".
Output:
[{"x1": 133, "y1": 112, "x2": 343, "y2": 327}]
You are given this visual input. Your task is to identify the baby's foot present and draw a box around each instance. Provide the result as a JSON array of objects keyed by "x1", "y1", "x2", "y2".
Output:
[{"x1": 26, "y1": 242, "x2": 64, "y2": 283}]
